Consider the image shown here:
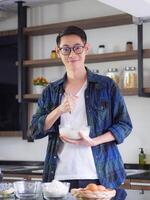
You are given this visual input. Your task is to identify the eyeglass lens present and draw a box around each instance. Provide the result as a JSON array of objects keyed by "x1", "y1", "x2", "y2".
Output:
[{"x1": 59, "y1": 45, "x2": 85, "y2": 55}]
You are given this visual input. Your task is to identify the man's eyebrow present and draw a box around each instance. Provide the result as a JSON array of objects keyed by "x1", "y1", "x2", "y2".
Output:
[{"x1": 61, "y1": 43, "x2": 82, "y2": 47}]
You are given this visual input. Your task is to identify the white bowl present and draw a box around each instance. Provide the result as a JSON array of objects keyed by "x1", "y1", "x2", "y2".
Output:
[
  {"x1": 13, "y1": 181, "x2": 42, "y2": 199},
  {"x1": 42, "y1": 180, "x2": 70, "y2": 199},
  {"x1": 59, "y1": 126, "x2": 90, "y2": 140}
]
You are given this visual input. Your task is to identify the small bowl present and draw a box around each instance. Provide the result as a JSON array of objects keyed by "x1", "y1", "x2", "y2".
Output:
[
  {"x1": 42, "y1": 180, "x2": 70, "y2": 199},
  {"x1": 59, "y1": 125, "x2": 90, "y2": 140},
  {"x1": 13, "y1": 181, "x2": 42, "y2": 199},
  {"x1": 0, "y1": 183, "x2": 14, "y2": 198}
]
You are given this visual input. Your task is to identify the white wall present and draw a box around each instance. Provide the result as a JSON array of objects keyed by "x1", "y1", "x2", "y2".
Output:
[{"x1": 0, "y1": 0, "x2": 150, "y2": 163}]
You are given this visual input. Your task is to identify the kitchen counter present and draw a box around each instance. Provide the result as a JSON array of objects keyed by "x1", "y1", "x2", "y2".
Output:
[
  {"x1": 1, "y1": 161, "x2": 150, "y2": 181},
  {"x1": 125, "y1": 163, "x2": 150, "y2": 180},
  {"x1": 0, "y1": 161, "x2": 43, "y2": 182},
  {"x1": 1, "y1": 189, "x2": 150, "y2": 200},
  {"x1": 0, "y1": 160, "x2": 43, "y2": 173}
]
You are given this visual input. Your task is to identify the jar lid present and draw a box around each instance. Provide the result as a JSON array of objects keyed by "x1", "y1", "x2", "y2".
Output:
[
  {"x1": 99, "y1": 45, "x2": 105, "y2": 48},
  {"x1": 125, "y1": 66, "x2": 132, "y2": 70},
  {"x1": 126, "y1": 41, "x2": 133, "y2": 44},
  {"x1": 131, "y1": 66, "x2": 136, "y2": 70},
  {"x1": 51, "y1": 50, "x2": 56, "y2": 52},
  {"x1": 108, "y1": 68, "x2": 118, "y2": 72}
]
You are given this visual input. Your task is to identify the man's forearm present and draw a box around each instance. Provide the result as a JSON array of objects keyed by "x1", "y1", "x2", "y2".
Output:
[
  {"x1": 44, "y1": 106, "x2": 62, "y2": 131},
  {"x1": 93, "y1": 131, "x2": 115, "y2": 146}
]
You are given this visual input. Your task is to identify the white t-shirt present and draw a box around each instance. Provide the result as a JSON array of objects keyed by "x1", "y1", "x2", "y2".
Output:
[{"x1": 54, "y1": 81, "x2": 98, "y2": 180}]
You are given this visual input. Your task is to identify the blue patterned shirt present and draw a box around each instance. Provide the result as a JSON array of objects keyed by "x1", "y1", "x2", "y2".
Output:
[{"x1": 30, "y1": 68, "x2": 132, "y2": 188}]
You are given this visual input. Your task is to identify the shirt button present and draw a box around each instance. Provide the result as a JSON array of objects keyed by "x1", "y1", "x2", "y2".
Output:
[
  {"x1": 51, "y1": 171, "x2": 54, "y2": 174},
  {"x1": 54, "y1": 156, "x2": 56, "y2": 159}
]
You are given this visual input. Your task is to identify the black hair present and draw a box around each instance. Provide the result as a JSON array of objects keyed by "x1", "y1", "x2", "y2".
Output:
[{"x1": 56, "y1": 26, "x2": 87, "y2": 46}]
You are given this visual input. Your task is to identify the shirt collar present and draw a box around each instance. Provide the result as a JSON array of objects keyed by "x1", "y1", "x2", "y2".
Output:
[{"x1": 55, "y1": 67, "x2": 99, "y2": 87}]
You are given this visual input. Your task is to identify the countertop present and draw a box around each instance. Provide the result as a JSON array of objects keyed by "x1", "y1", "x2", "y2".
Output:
[
  {"x1": 1, "y1": 161, "x2": 150, "y2": 180},
  {"x1": 0, "y1": 189, "x2": 150, "y2": 200},
  {"x1": 0, "y1": 160, "x2": 43, "y2": 175}
]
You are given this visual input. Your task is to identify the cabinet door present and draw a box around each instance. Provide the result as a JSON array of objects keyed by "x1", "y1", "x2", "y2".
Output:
[
  {"x1": 120, "y1": 179, "x2": 131, "y2": 189},
  {"x1": 130, "y1": 179, "x2": 150, "y2": 190}
]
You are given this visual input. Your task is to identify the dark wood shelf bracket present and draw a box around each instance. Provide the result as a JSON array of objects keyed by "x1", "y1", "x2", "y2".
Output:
[
  {"x1": 138, "y1": 24, "x2": 150, "y2": 97},
  {"x1": 17, "y1": 1, "x2": 29, "y2": 139}
]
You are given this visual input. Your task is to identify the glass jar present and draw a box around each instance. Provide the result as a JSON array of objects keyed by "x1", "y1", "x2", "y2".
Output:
[
  {"x1": 106, "y1": 68, "x2": 120, "y2": 85},
  {"x1": 50, "y1": 50, "x2": 57, "y2": 59},
  {"x1": 98, "y1": 45, "x2": 105, "y2": 54},
  {"x1": 126, "y1": 41, "x2": 133, "y2": 51},
  {"x1": 123, "y1": 66, "x2": 137, "y2": 88}
]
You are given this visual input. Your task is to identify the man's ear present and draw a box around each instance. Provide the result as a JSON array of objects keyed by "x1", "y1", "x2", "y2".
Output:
[
  {"x1": 55, "y1": 47, "x2": 60, "y2": 58},
  {"x1": 85, "y1": 43, "x2": 91, "y2": 54}
]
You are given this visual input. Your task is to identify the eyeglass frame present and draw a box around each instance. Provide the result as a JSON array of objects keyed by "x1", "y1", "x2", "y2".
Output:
[{"x1": 58, "y1": 43, "x2": 86, "y2": 56}]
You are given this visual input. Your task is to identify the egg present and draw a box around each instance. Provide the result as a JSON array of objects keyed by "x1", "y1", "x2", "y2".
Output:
[
  {"x1": 97, "y1": 185, "x2": 106, "y2": 191},
  {"x1": 85, "y1": 183, "x2": 98, "y2": 192}
]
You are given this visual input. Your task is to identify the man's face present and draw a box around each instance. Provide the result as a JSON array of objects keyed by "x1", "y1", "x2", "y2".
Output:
[{"x1": 56, "y1": 34, "x2": 89, "y2": 71}]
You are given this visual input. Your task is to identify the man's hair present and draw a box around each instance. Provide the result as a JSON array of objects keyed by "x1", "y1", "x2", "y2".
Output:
[{"x1": 56, "y1": 26, "x2": 87, "y2": 46}]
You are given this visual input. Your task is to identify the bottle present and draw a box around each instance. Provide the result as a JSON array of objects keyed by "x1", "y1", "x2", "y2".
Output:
[
  {"x1": 123, "y1": 66, "x2": 137, "y2": 88},
  {"x1": 126, "y1": 41, "x2": 133, "y2": 51},
  {"x1": 50, "y1": 50, "x2": 57, "y2": 59},
  {"x1": 98, "y1": 45, "x2": 105, "y2": 54},
  {"x1": 139, "y1": 148, "x2": 146, "y2": 166},
  {"x1": 106, "y1": 68, "x2": 120, "y2": 85}
]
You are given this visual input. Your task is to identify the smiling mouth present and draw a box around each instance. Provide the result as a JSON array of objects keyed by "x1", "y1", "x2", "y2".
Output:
[{"x1": 69, "y1": 59, "x2": 79, "y2": 62}]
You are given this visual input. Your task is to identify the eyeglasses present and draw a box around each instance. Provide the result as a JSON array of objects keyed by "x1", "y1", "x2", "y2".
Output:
[{"x1": 59, "y1": 44, "x2": 85, "y2": 55}]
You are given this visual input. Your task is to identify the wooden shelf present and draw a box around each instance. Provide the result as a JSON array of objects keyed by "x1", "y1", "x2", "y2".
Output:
[
  {"x1": 24, "y1": 14, "x2": 132, "y2": 36},
  {"x1": 0, "y1": 14, "x2": 132, "y2": 38},
  {"x1": 0, "y1": 131, "x2": 22, "y2": 137},
  {"x1": 21, "y1": 49, "x2": 150, "y2": 68},
  {"x1": 121, "y1": 88, "x2": 138, "y2": 96},
  {"x1": 18, "y1": 88, "x2": 150, "y2": 101},
  {"x1": 0, "y1": 29, "x2": 17, "y2": 37}
]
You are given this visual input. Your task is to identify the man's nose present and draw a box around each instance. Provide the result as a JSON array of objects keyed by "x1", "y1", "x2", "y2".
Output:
[{"x1": 68, "y1": 48, "x2": 76, "y2": 56}]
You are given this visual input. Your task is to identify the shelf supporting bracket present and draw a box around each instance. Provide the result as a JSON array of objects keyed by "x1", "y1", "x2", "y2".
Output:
[
  {"x1": 137, "y1": 22, "x2": 150, "y2": 97},
  {"x1": 17, "y1": 1, "x2": 29, "y2": 139}
]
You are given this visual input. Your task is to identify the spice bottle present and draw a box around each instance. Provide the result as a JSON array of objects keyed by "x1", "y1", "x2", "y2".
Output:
[
  {"x1": 106, "y1": 68, "x2": 120, "y2": 85},
  {"x1": 50, "y1": 50, "x2": 57, "y2": 59},
  {"x1": 126, "y1": 41, "x2": 133, "y2": 51},
  {"x1": 123, "y1": 66, "x2": 137, "y2": 88},
  {"x1": 98, "y1": 45, "x2": 105, "y2": 54},
  {"x1": 139, "y1": 148, "x2": 146, "y2": 166}
]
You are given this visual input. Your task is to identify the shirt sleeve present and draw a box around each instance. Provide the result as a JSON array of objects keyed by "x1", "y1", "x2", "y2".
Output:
[
  {"x1": 29, "y1": 86, "x2": 59, "y2": 139},
  {"x1": 108, "y1": 82, "x2": 133, "y2": 144}
]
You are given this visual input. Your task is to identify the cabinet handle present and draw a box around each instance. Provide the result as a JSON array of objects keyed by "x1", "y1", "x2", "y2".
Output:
[{"x1": 130, "y1": 182, "x2": 150, "y2": 186}]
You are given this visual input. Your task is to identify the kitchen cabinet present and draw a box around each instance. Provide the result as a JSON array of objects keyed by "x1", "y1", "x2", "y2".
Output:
[
  {"x1": 130, "y1": 179, "x2": 150, "y2": 190},
  {"x1": 121, "y1": 179, "x2": 150, "y2": 190},
  {"x1": 120, "y1": 179, "x2": 131, "y2": 189},
  {"x1": 121, "y1": 177, "x2": 150, "y2": 191}
]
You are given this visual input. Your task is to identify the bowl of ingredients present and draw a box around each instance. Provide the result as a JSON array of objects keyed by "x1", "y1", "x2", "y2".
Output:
[
  {"x1": 13, "y1": 181, "x2": 42, "y2": 199},
  {"x1": 42, "y1": 180, "x2": 70, "y2": 199},
  {"x1": 59, "y1": 125, "x2": 90, "y2": 140},
  {"x1": 0, "y1": 183, "x2": 14, "y2": 198}
]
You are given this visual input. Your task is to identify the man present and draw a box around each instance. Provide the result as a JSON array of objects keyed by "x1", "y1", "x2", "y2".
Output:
[{"x1": 30, "y1": 26, "x2": 132, "y2": 189}]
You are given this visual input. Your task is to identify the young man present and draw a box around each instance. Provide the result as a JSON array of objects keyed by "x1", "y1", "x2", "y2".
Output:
[{"x1": 30, "y1": 26, "x2": 132, "y2": 189}]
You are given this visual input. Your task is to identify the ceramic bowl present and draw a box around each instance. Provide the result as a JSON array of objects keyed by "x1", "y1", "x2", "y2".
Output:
[
  {"x1": 59, "y1": 125, "x2": 90, "y2": 140},
  {"x1": 42, "y1": 180, "x2": 70, "y2": 199}
]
